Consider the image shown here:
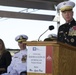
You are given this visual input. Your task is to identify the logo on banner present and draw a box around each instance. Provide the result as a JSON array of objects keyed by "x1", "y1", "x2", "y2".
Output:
[
  {"x1": 33, "y1": 47, "x2": 39, "y2": 51},
  {"x1": 47, "y1": 55, "x2": 52, "y2": 61}
]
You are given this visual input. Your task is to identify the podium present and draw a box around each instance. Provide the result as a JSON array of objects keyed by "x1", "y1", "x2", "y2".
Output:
[{"x1": 26, "y1": 41, "x2": 76, "y2": 75}]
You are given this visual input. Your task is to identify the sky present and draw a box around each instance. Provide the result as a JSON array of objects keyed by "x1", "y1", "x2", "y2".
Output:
[
  {"x1": 0, "y1": 0, "x2": 76, "y2": 49},
  {"x1": 0, "y1": 18, "x2": 57, "y2": 49}
]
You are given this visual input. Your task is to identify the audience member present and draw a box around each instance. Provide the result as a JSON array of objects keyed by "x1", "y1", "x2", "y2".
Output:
[{"x1": 0, "y1": 39, "x2": 12, "y2": 74}]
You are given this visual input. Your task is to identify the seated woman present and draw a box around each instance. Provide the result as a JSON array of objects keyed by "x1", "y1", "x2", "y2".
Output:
[{"x1": 0, "y1": 39, "x2": 12, "y2": 75}]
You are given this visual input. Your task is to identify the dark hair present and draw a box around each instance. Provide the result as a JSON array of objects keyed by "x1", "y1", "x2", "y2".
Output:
[{"x1": 0, "y1": 39, "x2": 6, "y2": 53}]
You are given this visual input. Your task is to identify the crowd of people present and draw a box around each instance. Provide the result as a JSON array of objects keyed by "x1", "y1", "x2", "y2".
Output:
[
  {"x1": 0, "y1": 1, "x2": 76, "y2": 75},
  {"x1": 0, "y1": 35, "x2": 28, "y2": 75}
]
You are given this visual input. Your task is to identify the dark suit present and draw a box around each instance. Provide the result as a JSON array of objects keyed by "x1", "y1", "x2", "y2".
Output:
[
  {"x1": 57, "y1": 19, "x2": 76, "y2": 46},
  {"x1": 0, "y1": 51, "x2": 12, "y2": 74}
]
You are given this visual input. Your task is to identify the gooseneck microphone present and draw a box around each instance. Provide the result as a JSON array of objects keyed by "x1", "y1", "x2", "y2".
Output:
[
  {"x1": 38, "y1": 25, "x2": 54, "y2": 41},
  {"x1": 49, "y1": 25, "x2": 54, "y2": 30}
]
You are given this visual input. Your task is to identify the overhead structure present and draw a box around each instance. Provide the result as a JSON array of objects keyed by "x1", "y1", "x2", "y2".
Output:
[{"x1": 0, "y1": 0, "x2": 68, "y2": 21}]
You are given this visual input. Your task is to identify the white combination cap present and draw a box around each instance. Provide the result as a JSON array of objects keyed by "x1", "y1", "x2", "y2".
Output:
[
  {"x1": 15, "y1": 34, "x2": 28, "y2": 42},
  {"x1": 48, "y1": 34, "x2": 57, "y2": 38},
  {"x1": 57, "y1": 1, "x2": 75, "y2": 12}
]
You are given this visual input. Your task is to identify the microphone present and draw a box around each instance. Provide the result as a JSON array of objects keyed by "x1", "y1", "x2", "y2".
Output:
[
  {"x1": 49, "y1": 25, "x2": 54, "y2": 30},
  {"x1": 38, "y1": 25, "x2": 54, "y2": 41}
]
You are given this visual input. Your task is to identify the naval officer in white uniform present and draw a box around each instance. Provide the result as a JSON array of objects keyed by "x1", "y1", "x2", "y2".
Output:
[{"x1": 2, "y1": 34, "x2": 28, "y2": 75}]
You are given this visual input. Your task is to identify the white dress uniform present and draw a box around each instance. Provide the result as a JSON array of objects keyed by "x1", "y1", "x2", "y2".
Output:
[{"x1": 1, "y1": 49, "x2": 27, "y2": 75}]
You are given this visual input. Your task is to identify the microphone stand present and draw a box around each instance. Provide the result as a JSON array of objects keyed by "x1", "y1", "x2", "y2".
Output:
[{"x1": 38, "y1": 29, "x2": 48, "y2": 41}]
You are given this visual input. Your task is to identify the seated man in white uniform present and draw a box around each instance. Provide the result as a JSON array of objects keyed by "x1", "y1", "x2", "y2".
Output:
[{"x1": 2, "y1": 34, "x2": 28, "y2": 75}]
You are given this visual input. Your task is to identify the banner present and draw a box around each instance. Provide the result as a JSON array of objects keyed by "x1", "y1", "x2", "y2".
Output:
[{"x1": 27, "y1": 46, "x2": 53, "y2": 74}]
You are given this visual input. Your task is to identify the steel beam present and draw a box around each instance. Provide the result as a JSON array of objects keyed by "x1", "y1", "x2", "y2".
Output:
[{"x1": 0, "y1": 11, "x2": 55, "y2": 21}]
